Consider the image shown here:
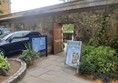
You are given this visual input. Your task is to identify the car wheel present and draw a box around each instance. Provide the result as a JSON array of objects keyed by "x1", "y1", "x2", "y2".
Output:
[{"x1": 0, "y1": 48, "x2": 5, "y2": 56}]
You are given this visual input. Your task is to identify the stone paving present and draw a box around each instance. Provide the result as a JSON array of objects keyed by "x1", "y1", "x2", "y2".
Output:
[{"x1": 18, "y1": 52, "x2": 94, "y2": 83}]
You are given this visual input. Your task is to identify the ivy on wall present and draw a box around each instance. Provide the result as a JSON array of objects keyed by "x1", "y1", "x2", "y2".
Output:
[{"x1": 75, "y1": 4, "x2": 118, "y2": 51}]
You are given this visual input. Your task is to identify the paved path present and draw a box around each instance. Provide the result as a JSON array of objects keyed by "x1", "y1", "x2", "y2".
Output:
[{"x1": 18, "y1": 52, "x2": 93, "y2": 83}]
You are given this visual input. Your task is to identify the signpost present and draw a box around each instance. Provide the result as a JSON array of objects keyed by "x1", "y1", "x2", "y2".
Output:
[
  {"x1": 65, "y1": 41, "x2": 82, "y2": 68},
  {"x1": 30, "y1": 35, "x2": 48, "y2": 56}
]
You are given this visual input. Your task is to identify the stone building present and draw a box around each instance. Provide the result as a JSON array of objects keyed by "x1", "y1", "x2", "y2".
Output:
[
  {"x1": 0, "y1": 0, "x2": 117, "y2": 54},
  {"x1": 0, "y1": 0, "x2": 11, "y2": 15}
]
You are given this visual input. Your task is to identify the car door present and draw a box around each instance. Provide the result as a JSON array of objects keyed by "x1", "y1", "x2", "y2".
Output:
[{"x1": 8, "y1": 32, "x2": 24, "y2": 53}]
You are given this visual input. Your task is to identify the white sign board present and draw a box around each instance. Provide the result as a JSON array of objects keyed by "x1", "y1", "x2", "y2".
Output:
[{"x1": 65, "y1": 41, "x2": 82, "y2": 68}]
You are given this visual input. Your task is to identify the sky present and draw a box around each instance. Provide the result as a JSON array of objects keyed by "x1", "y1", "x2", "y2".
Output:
[{"x1": 11, "y1": 0, "x2": 62, "y2": 13}]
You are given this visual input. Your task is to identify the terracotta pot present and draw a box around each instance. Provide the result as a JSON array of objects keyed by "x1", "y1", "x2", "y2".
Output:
[{"x1": 27, "y1": 59, "x2": 35, "y2": 66}]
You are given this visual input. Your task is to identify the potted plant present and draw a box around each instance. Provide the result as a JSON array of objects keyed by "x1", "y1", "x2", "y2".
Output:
[{"x1": 20, "y1": 43, "x2": 36, "y2": 66}]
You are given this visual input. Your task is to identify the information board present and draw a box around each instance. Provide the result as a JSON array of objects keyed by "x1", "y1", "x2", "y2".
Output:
[
  {"x1": 65, "y1": 41, "x2": 82, "y2": 68},
  {"x1": 30, "y1": 35, "x2": 48, "y2": 56}
]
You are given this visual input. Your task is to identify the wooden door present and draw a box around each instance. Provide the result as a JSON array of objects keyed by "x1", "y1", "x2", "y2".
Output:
[{"x1": 53, "y1": 23, "x2": 63, "y2": 54}]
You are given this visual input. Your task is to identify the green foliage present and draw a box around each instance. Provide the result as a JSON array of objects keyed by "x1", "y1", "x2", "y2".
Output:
[
  {"x1": 0, "y1": 54, "x2": 10, "y2": 71},
  {"x1": 108, "y1": 37, "x2": 118, "y2": 52},
  {"x1": 63, "y1": 24, "x2": 74, "y2": 33},
  {"x1": 79, "y1": 45, "x2": 118, "y2": 78},
  {"x1": 79, "y1": 5, "x2": 118, "y2": 51},
  {"x1": 86, "y1": 13, "x2": 118, "y2": 51},
  {"x1": 0, "y1": 10, "x2": 3, "y2": 14},
  {"x1": 79, "y1": 61, "x2": 96, "y2": 75},
  {"x1": 20, "y1": 43, "x2": 36, "y2": 64}
]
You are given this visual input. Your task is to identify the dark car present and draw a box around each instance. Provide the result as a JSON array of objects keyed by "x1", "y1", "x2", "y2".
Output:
[{"x1": 0, "y1": 31, "x2": 41, "y2": 56}]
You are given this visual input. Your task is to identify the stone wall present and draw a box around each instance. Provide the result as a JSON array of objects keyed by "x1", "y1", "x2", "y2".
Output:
[
  {"x1": 52, "y1": 5, "x2": 118, "y2": 43},
  {"x1": 0, "y1": 15, "x2": 54, "y2": 53},
  {"x1": 0, "y1": 0, "x2": 118, "y2": 53}
]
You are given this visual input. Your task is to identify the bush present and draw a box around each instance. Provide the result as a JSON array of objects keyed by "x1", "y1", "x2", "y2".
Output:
[
  {"x1": 79, "y1": 61, "x2": 96, "y2": 75},
  {"x1": 79, "y1": 45, "x2": 118, "y2": 78},
  {"x1": 0, "y1": 54, "x2": 10, "y2": 71},
  {"x1": 20, "y1": 43, "x2": 36, "y2": 65}
]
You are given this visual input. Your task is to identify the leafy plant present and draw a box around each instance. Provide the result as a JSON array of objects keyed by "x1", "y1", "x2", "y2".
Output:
[
  {"x1": 76, "y1": 5, "x2": 118, "y2": 52},
  {"x1": 79, "y1": 45, "x2": 118, "y2": 80},
  {"x1": 20, "y1": 43, "x2": 36, "y2": 65},
  {"x1": 0, "y1": 54, "x2": 10, "y2": 71},
  {"x1": 87, "y1": 11, "x2": 118, "y2": 52},
  {"x1": 79, "y1": 61, "x2": 96, "y2": 75},
  {"x1": 63, "y1": 24, "x2": 74, "y2": 33}
]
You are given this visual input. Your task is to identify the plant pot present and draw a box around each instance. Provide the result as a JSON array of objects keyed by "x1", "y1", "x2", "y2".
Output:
[{"x1": 27, "y1": 59, "x2": 35, "y2": 66}]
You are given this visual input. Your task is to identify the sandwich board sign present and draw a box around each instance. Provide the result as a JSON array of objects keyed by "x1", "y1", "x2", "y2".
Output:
[{"x1": 65, "y1": 41, "x2": 82, "y2": 68}]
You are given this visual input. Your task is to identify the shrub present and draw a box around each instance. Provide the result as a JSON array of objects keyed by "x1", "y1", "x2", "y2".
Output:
[
  {"x1": 0, "y1": 54, "x2": 10, "y2": 71},
  {"x1": 20, "y1": 43, "x2": 36, "y2": 65},
  {"x1": 79, "y1": 45, "x2": 118, "y2": 78},
  {"x1": 79, "y1": 61, "x2": 96, "y2": 75}
]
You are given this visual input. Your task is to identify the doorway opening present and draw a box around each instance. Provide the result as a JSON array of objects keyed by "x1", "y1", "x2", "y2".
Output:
[
  {"x1": 62, "y1": 24, "x2": 74, "y2": 43},
  {"x1": 53, "y1": 23, "x2": 75, "y2": 54}
]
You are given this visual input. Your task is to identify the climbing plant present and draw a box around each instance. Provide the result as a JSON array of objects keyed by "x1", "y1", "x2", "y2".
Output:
[{"x1": 76, "y1": 4, "x2": 118, "y2": 51}]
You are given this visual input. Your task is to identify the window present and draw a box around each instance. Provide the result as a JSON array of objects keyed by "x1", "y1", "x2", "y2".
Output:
[{"x1": 11, "y1": 32, "x2": 23, "y2": 38}]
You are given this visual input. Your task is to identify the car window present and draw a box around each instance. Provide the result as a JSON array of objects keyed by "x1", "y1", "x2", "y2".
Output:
[
  {"x1": 22, "y1": 32, "x2": 29, "y2": 37},
  {"x1": 2, "y1": 32, "x2": 14, "y2": 41},
  {"x1": 4, "y1": 32, "x2": 24, "y2": 41},
  {"x1": 11, "y1": 32, "x2": 23, "y2": 38},
  {"x1": 0, "y1": 32, "x2": 11, "y2": 39}
]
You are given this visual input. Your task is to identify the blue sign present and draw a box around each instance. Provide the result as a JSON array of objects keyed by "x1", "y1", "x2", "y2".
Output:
[
  {"x1": 65, "y1": 41, "x2": 82, "y2": 68},
  {"x1": 30, "y1": 35, "x2": 48, "y2": 56}
]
